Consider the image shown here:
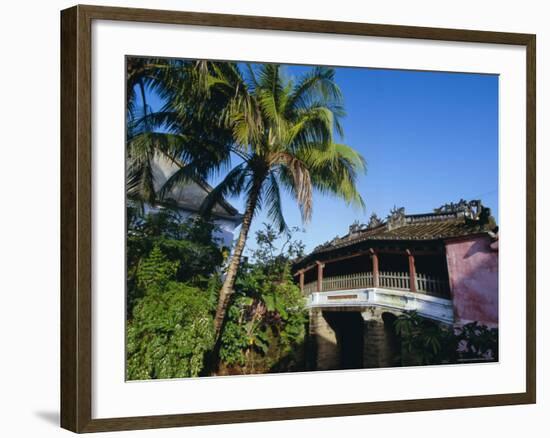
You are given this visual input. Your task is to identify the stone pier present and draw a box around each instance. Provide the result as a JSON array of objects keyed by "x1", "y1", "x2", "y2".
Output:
[
  {"x1": 308, "y1": 308, "x2": 340, "y2": 370},
  {"x1": 361, "y1": 307, "x2": 401, "y2": 368},
  {"x1": 308, "y1": 306, "x2": 402, "y2": 371}
]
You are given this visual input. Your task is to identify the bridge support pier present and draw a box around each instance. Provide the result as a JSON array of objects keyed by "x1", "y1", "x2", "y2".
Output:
[
  {"x1": 308, "y1": 309, "x2": 340, "y2": 371},
  {"x1": 308, "y1": 306, "x2": 401, "y2": 371},
  {"x1": 361, "y1": 307, "x2": 401, "y2": 368}
]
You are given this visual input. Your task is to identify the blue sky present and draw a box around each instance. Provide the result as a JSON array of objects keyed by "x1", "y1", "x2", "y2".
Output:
[{"x1": 139, "y1": 63, "x2": 498, "y2": 254}]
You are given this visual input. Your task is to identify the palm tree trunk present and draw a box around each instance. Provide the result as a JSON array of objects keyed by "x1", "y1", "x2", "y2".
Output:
[{"x1": 213, "y1": 178, "x2": 262, "y2": 341}]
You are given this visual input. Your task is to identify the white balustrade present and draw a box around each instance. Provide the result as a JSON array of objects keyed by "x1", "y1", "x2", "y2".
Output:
[{"x1": 307, "y1": 287, "x2": 454, "y2": 324}]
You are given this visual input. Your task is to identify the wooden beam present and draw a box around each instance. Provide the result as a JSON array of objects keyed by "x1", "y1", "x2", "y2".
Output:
[
  {"x1": 406, "y1": 249, "x2": 417, "y2": 292},
  {"x1": 295, "y1": 247, "x2": 443, "y2": 275},
  {"x1": 296, "y1": 250, "x2": 370, "y2": 275},
  {"x1": 316, "y1": 261, "x2": 324, "y2": 292},
  {"x1": 299, "y1": 270, "x2": 305, "y2": 294},
  {"x1": 370, "y1": 248, "x2": 380, "y2": 287},
  {"x1": 293, "y1": 263, "x2": 316, "y2": 276},
  {"x1": 376, "y1": 248, "x2": 443, "y2": 255}
]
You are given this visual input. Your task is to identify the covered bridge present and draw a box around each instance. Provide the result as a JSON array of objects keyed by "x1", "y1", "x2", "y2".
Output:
[{"x1": 293, "y1": 200, "x2": 499, "y2": 370}]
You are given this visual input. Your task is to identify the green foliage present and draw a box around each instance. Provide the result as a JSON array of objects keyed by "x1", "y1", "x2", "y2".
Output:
[
  {"x1": 196, "y1": 62, "x2": 367, "y2": 233},
  {"x1": 127, "y1": 206, "x2": 224, "y2": 317},
  {"x1": 127, "y1": 282, "x2": 215, "y2": 379},
  {"x1": 136, "y1": 245, "x2": 179, "y2": 291},
  {"x1": 394, "y1": 311, "x2": 456, "y2": 365},
  {"x1": 126, "y1": 214, "x2": 310, "y2": 379},
  {"x1": 249, "y1": 223, "x2": 305, "y2": 273},
  {"x1": 128, "y1": 206, "x2": 224, "y2": 281},
  {"x1": 394, "y1": 311, "x2": 498, "y2": 366},
  {"x1": 126, "y1": 58, "x2": 237, "y2": 206},
  {"x1": 126, "y1": 249, "x2": 216, "y2": 380},
  {"x1": 126, "y1": 212, "x2": 222, "y2": 379},
  {"x1": 219, "y1": 271, "x2": 307, "y2": 372},
  {"x1": 126, "y1": 60, "x2": 366, "y2": 371},
  {"x1": 455, "y1": 322, "x2": 499, "y2": 361},
  {"x1": 219, "y1": 225, "x2": 308, "y2": 373}
]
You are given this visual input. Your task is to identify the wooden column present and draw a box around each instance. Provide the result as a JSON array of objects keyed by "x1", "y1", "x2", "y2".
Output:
[
  {"x1": 370, "y1": 248, "x2": 379, "y2": 287},
  {"x1": 299, "y1": 270, "x2": 305, "y2": 294},
  {"x1": 316, "y1": 261, "x2": 324, "y2": 292},
  {"x1": 406, "y1": 249, "x2": 417, "y2": 292}
]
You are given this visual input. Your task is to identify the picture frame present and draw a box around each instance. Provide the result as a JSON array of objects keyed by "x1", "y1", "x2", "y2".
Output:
[{"x1": 60, "y1": 4, "x2": 536, "y2": 433}]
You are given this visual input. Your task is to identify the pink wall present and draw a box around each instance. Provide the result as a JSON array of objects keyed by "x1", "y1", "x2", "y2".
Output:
[{"x1": 445, "y1": 235, "x2": 498, "y2": 327}]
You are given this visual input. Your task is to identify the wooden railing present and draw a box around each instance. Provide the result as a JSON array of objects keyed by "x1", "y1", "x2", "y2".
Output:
[
  {"x1": 379, "y1": 271, "x2": 410, "y2": 291},
  {"x1": 303, "y1": 282, "x2": 318, "y2": 295},
  {"x1": 323, "y1": 272, "x2": 374, "y2": 291},
  {"x1": 303, "y1": 271, "x2": 449, "y2": 298},
  {"x1": 415, "y1": 273, "x2": 449, "y2": 297}
]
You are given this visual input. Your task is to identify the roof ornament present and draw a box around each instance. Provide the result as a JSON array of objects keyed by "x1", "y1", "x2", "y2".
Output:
[
  {"x1": 367, "y1": 213, "x2": 382, "y2": 229},
  {"x1": 348, "y1": 220, "x2": 368, "y2": 236},
  {"x1": 434, "y1": 199, "x2": 483, "y2": 219},
  {"x1": 387, "y1": 206, "x2": 406, "y2": 230}
]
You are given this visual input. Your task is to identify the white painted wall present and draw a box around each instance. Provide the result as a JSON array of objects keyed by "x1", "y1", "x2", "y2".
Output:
[{"x1": 0, "y1": 1, "x2": 546, "y2": 437}]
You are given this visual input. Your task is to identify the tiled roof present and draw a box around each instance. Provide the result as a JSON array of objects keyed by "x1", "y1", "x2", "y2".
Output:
[{"x1": 308, "y1": 210, "x2": 496, "y2": 257}]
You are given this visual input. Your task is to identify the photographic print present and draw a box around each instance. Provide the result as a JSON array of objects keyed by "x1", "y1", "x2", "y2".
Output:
[{"x1": 125, "y1": 57, "x2": 499, "y2": 380}]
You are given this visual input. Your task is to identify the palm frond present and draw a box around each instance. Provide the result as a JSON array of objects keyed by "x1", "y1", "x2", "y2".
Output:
[
  {"x1": 301, "y1": 143, "x2": 366, "y2": 210},
  {"x1": 286, "y1": 106, "x2": 336, "y2": 151},
  {"x1": 199, "y1": 163, "x2": 250, "y2": 216},
  {"x1": 262, "y1": 171, "x2": 289, "y2": 233},
  {"x1": 126, "y1": 155, "x2": 156, "y2": 204},
  {"x1": 287, "y1": 66, "x2": 343, "y2": 114},
  {"x1": 127, "y1": 57, "x2": 367, "y2": 235},
  {"x1": 274, "y1": 153, "x2": 313, "y2": 223}
]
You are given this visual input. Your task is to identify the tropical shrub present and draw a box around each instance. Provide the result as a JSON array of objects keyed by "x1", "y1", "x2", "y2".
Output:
[
  {"x1": 126, "y1": 205, "x2": 224, "y2": 317},
  {"x1": 219, "y1": 224, "x2": 308, "y2": 373},
  {"x1": 394, "y1": 311, "x2": 499, "y2": 366},
  {"x1": 126, "y1": 216, "x2": 311, "y2": 378},
  {"x1": 455, "y1": 321, "x2": 499, "y2": 362},
  {"x1": 126, "y1": 246, "x2": 216, "y2": 379},
  {"x1": 219, "y1": 269, "x2": 307, "y2": 372},
  {"x1": 394, "y1": 311, "x2": 457, "y2": 365}
]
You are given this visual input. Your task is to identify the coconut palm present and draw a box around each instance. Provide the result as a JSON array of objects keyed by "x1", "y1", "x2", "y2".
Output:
[
  {"x1": 194, "y1": 63, "x2": 367, "y2": 341},
  {"x1": 126, "y1": 59, "x2": 235, "y2": 207},
  {"x1": 126, "y1": 60, "x2": 367, "y2": 346}
]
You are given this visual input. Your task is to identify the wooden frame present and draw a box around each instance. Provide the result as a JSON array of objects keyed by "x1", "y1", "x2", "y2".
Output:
[{"x1": 60, "y1": 4, "x2": 536, "y2": 433}]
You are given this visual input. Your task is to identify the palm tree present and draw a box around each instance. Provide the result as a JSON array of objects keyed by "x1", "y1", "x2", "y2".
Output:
[
  {"x1": 126, "y1": 58, "x2": 235, "y2": 207},
  {"x1": 195, "y1": 63, "x2": 367, "y2": 341},
  {"x1": 126, "y1": 60, "x2": 367, "y2": 348}
]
